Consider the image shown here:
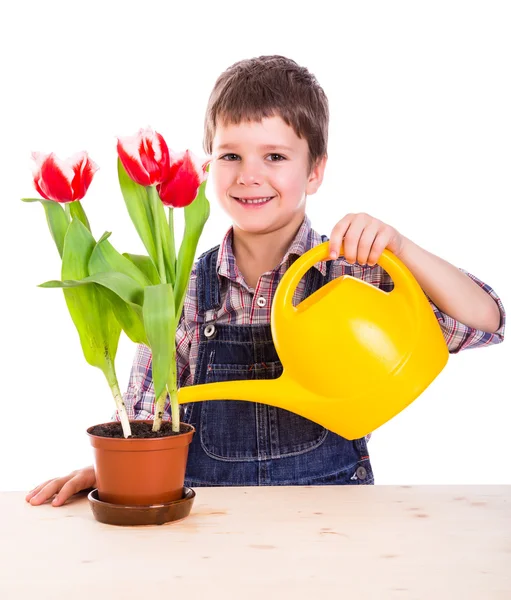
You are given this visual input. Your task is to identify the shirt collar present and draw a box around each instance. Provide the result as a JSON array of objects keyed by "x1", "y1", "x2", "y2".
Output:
[{"x1": 217, "y1": 216, "x2": 327, "y2": 282}]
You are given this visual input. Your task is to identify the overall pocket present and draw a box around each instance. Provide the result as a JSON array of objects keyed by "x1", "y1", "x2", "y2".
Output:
[{"x1": 201, "y1": 359, "x2": 327, "y2": 460}]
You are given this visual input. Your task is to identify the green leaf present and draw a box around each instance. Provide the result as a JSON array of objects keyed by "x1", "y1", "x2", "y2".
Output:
[
  {"x1": 117, "y1": 159, "x2": 158, "y2": 267},
  {"x1": 40, "y1": 272, "x2": 144, "y2": 305},
  {"x1": 89, "y1": 237, "x2": 152, "y2": 288},
  {"x1": 21, "y1": 197, "x2": 70, "y2": 258},
  {"x1": 88, "y1": 240, "x2": 150, "y2": 342},
  {"x1": 40, "y1": 272, "x2": 148, "y2": 345},
  {"x1": 174, "y1": 180, "x2": 210, "y2": 317},
  {"x1": 60, "y1": 218, "x2": 121, "y2": 384},
  {"x1": 87, "y1": 238, "x2": 153, "y2": 344},
  {"x1": 98, "y1": 231, "x2": 112, "y2": 244},
  {"x1": 143, "y1": 284, "x2": 176, "y2": 400},
  {"x1": 168, "y1": 207, "x2": 176, "y2": 283},
  {"x1": 99, "y1": 288, "x2": 147, "y2": 345},
  {"x1": 123, "y1": 253, "x2": 160, "y2": 285},
  {"x1": 69, "y1": 201, "x2": 91, "y2": 231}
]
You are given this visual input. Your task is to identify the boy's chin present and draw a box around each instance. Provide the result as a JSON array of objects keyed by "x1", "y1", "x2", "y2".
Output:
[{"x1": 232, "y1": 216, "x2": 300, "y2": 237}]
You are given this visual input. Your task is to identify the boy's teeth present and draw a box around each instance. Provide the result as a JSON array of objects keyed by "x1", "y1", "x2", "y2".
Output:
[{"x1": 238, "y1": 197, "x2": 272, "y2": 204}]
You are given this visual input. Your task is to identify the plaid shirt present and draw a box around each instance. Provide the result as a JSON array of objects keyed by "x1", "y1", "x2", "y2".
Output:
[{"x1": 123, "y1": 216, "x2": 506, "y2": 420}]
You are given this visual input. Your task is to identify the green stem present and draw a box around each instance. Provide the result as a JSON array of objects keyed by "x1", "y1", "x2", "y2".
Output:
[
  {"x1": 175, "y1": 227, "x2": 196, "y2": 322},
  {"x1": 105, "y1": 364, "x2": 132, "y2": 438},
  {"x1": 69, "y1": 200, "x2": 91, "y2": 231},
  {"x1": 152, "y1": 389, "x2": 168, "y2": 432},
  {"x1": 168, "y1": 343, "x2": 180, "y2": 432},
  {"x1": 147, "y1": 186, "x2": 166, "y2": 284},
  {"x1": 168, "y1": 207, "x2": 176, "y2": 284},
  {"x1": 152, "y1": 343, "x2": 180, "y2": 433}
]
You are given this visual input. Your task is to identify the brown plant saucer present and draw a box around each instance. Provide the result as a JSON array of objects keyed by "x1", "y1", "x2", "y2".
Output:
[{"x1": 88, "y1": 487, "x2": 195, "y2": 526}]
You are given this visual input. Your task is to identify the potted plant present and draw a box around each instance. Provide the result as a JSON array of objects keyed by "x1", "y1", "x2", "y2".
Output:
[{"x1": 23, "y1": 128, "x2": 210, "y2": 525}]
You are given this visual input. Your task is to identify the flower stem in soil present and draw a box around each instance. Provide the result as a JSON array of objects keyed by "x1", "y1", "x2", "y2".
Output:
[{"x1": 110, "y1": 381, "x2": 132, "y2": 438}]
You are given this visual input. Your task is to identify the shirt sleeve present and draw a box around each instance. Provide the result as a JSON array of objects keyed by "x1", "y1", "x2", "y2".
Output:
[
  {"x1": 330, "y1": 259, "x2": 505, "y2": 354},
  {"x1": 427, "y1": 270, "x2": 505, "y2": 354}
]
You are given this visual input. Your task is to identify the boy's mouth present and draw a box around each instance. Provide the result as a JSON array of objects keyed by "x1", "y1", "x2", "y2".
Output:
[{"x1": 232, "y1": 196, "x2": 275, "y2": 206}]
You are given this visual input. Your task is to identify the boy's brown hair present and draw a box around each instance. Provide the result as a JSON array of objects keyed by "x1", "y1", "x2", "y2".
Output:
[{"x1": 203, "y1": 55, "x2": 329, "y2": 172}]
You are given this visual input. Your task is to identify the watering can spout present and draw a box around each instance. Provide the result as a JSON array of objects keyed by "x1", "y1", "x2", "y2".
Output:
[
  {"x1": 178, "y1": 376, "x2": 298, "y2": 414},
  {"x1": 178, "y1": 242, "x2": 449, "y2": 440},
  {"x1": 177, "y1": 375, "x2": 360, "y2": 435}
]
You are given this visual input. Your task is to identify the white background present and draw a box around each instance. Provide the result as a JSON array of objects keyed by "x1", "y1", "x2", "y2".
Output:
[{"x1": 1, "y1": 0, "x2": 509, "y2": 491}]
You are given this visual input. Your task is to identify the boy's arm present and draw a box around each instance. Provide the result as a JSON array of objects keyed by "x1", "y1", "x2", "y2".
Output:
[
  {"x1": 327, "y1": 212, "x2": 505, "y2": 351},
  {"x1": 398, "y1": 237, "x2": 503, "y2": 335},
  {"x1": 329, "y1": 213, "x2": 505, "y2": 353},
  {"x1": 331, "y1": 250, "x2": 505, "y2": 355}
]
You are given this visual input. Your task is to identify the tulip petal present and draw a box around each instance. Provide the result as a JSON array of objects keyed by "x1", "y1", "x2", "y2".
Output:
[
  {"x1": 117, "y1": 135, "x2": 151, "y2": 186},
  {"x1": 69, "y1": 152, "x2": 99, "y2": 201},
  {"x1": 31, "y1": 151, "x2": 98, "y2": 203},
  {"x1": 31, "y1": 152, "x2": 51, "y2": 199},
  {"x1": 117, "y1": 127, "x2": 172, "y2": 187},
  {"x1": 37, "y1": 153, "x2": 75, "y2": 203},
  {"x1": 158, "y1": 150, "x2": 206, "y2": 208},
  {"x1": 155, "y1": 132, "x2": 171, "y2": 179},
  {"x1": 139, "y1": 132, "x2": 167, "y2": 185}
]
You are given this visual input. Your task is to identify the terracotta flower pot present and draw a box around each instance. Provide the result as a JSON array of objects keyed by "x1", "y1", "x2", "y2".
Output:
[{"x1": 87, "y1": 421, "x2": 194, "y2": 506}]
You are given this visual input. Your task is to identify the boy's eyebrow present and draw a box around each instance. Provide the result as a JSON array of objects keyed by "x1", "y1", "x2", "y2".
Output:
[{"x1": 216, "y1": 143, "x2": 295, "y2": 152}]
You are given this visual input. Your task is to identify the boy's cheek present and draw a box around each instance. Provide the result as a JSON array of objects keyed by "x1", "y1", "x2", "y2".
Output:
[{"x1": 205, "y1": 176, "x2": 229, "y2": 205}]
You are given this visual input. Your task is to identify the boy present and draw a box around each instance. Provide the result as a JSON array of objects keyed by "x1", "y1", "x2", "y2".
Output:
[{"x1": 27, "y1": 55, "x2": 505, "y2": 505}]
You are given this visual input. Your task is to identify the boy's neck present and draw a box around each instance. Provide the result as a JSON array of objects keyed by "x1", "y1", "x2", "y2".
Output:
[{"x1": 231, "y1": 217, "x2": 304, "y2": 289}]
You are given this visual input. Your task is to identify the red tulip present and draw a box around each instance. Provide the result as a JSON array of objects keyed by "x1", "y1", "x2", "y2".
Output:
[
  {"x1": 117, "y1": 127, "x2": 171, "y2": 187},
  {"x1": 31, "y1": 151, "x2": 99, "y2": 203},
  {"x1": 157, "y1": 150, "x2": 208, "y2": 208}
]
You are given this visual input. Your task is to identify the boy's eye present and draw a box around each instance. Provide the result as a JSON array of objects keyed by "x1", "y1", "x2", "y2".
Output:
[{"x1": 218, "y1": 153, "x2": 286, "y2": 162}]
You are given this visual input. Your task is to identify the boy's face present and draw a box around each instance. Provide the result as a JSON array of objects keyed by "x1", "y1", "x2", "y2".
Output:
[{"x1": 209, "y1": 115, "x2": 326, "y2": 238}]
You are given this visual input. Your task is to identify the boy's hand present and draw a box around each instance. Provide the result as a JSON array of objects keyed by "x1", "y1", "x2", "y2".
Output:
[
  {"x1": 328, "y1": 213, "x2": 404, "y2": 266},
  {"x1": 25, "y1": 466, "x2": 96, "y2": 507}
]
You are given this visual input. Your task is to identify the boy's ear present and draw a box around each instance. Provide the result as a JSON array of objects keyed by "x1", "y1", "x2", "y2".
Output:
[{"x1": 306, "y1": 155, "x2": 328, "y2": 195}]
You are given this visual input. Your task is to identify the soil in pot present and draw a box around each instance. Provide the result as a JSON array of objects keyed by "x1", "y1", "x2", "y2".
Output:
[{"x1": 89, "y1": 421, "x2": 190, "y2": 438}]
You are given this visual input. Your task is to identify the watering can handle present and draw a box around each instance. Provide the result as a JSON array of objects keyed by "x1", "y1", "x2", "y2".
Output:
[{"x1": 274, "y1": 241, "x2": 425, "y2": 322}]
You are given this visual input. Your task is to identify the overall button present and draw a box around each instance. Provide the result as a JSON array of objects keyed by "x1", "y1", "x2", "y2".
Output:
[
  {"x1": 356, "y1": 466, "x2": 367, "y2": 480},
  {"x1": 256, "y1": 296, "x2": 267, "y2": 307},
  {"x1": 204, "y1": 324, "x2": 217, "y2": 339}
]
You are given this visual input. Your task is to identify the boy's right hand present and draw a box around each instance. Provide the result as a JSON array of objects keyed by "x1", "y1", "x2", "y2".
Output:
[{"x1": 25, "y1": 466, "x2": 96, "y2": 507}]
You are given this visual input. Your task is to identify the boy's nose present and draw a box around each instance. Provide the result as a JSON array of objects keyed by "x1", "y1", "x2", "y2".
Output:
[{"x1": 236, "y1": 164, "x2": 262, "y2": 186}]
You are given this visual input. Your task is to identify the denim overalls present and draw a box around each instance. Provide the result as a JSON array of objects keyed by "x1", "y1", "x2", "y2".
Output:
[{"x1": 182, "y1": 242, "x2": 374, "y2": 487}]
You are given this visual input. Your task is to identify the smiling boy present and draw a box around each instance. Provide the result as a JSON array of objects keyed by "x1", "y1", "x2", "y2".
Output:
[{"x1": 27, "y1": 55, "x2": 505, "y2": 504}]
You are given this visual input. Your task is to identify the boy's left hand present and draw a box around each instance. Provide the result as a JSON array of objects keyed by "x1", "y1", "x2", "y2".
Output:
[{"x1": 328, "y1": 213, "x2": 404, "y2": 266}]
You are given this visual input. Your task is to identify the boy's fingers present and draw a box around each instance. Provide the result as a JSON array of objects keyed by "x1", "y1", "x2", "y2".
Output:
[
  {"x1": 343, "y1": 220, "x2": 365, "y2": 264},
  {"x1": 52, "y1": 480, "x2": 79, "y2": 506},
  {"x1": 52, "y1": 471, "x2": 95, "y2": 506},
  {"x1": 367, "y1": 232, "x2": 388, "y2": 266},
  {"x1": 329, "y1": 216, "x2": 351, "y2": 259},
  {"x1": 25, "y1": 480, "x2": 53, "y2": 501},
  {"x1": 26, "y1": 468, "x2": 96, "y2": 507},
  {"x1": 357, "y1": 224, "x2": 380, "y2": 265},
  {"x1": 26, "y1": 467, "x2": 96, "y2": 508},
  {"x1": 29, "y1": 480, "x2": 62, "y2": 505}
]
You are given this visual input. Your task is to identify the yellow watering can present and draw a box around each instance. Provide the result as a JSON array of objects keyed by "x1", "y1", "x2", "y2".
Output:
[{"x1": 177, "y1": 242, "x2": 449, "y2": 440}]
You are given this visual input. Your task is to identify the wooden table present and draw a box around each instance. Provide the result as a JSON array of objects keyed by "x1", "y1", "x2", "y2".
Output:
[{"x1": 1, "y1": 486, "x2": 510, "y2": 599}]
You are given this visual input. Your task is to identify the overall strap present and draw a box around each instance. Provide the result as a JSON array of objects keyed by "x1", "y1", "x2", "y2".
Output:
[
  {"x1": 196, "y1": 245, "x2": 222, "y2": 314},
  {"x1": 302, "y1": 234, "x2": 334, "y2": 299},
  {"x1": 321, "y1": 234, "x2": 335, "y2": 283}
]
